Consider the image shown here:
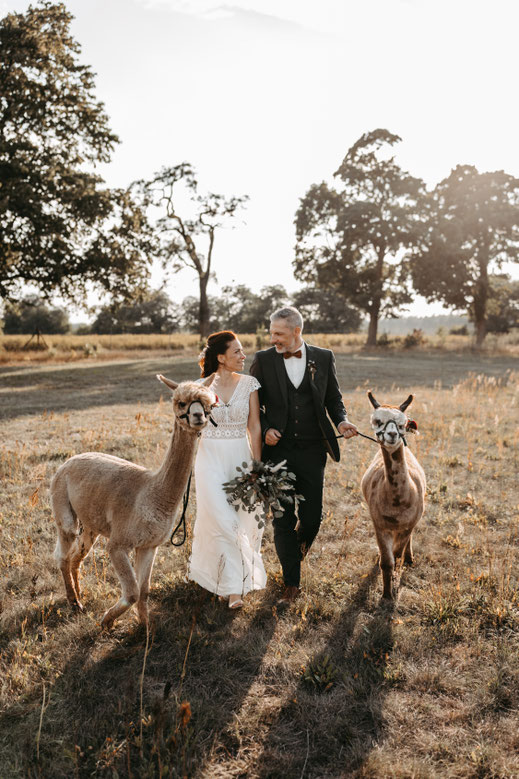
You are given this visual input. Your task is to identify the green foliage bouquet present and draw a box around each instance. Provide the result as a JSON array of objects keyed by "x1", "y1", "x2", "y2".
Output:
[{"x1": 222, "y1": 459, "x2": 303, "y2": 529}]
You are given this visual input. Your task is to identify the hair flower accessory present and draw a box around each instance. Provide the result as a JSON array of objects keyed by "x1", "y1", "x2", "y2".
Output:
[{"x1": 406, "y1": 419, "x2": 418, "y2": 433}]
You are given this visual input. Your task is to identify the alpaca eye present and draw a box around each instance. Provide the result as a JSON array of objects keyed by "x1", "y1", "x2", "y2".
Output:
[{"x1": 178, "y1": 402, "x2": 186, "y2": 408}]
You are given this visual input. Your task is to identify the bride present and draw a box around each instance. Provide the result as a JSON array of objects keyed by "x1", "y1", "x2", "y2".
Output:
[{"x1": 189, "y1": 330, "x2": 267, "y2": 608}]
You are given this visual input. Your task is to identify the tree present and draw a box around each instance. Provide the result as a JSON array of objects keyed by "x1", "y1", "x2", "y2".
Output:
[
  {"x1": 0, "y1": 2, "x2": 154, "y2": 303},
  {"x1": 411, "y1": 166, "x2": 519, "y2": 347},
  {"x1": 217, "y1": 284, "x2": 289, "y2": 333},
  {"x1": 90, "y1": 290, "x2": 181, "y2": 334},
  {"x1": 138, "y1": 164, "x2": 248, "y2": 338},
  {"x1": 2, "y1": 294, "x2": 69, "y2": 333},
  {"x1": 291, "y1": 286, "x2": 362, "y2": 333},
  {"x1": 294, "y1": 129, "x2": 426, "y2": 346},
  {"x1": 485, "y1": 274, "x2": 519, "y2": 334}
]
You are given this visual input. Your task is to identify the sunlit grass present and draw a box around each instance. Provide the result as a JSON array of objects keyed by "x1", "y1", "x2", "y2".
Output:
[
  {"x1": 1, "y1": 330, "x2": 518, "y2": 364},
  {"x1": 0, "y1": 362, "x2": 518, "y2": 776}
]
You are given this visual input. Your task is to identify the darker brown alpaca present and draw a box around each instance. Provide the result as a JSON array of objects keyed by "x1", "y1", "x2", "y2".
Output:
[{"x1": 360, "y1": 391, "x2": 426, "y2": 600}]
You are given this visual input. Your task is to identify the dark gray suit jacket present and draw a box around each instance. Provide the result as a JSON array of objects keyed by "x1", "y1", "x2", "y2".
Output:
[{"x1": 250, "y1": 344, "x2": 348, "y2": 461}]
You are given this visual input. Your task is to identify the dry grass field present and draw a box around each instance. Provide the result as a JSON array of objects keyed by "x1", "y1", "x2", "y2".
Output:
[{"x1": 0, "y1": 346, "x2": 518, "y2": 778}]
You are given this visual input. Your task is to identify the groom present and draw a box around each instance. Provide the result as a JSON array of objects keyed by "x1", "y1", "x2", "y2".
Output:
[{"x1": 250, "y1": 306, "x2": 357, "y2": 604}]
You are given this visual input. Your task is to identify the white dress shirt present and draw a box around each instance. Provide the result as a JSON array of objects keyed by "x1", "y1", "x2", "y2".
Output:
[{"x1": 283, "y1": 341, "x2": 306, "y2": 389}]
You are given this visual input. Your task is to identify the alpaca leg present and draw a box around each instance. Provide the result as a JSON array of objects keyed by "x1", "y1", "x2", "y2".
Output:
[
  {"x1": 403, "y1": 533, "x2": 414, "y2": 565},
  {"x1": 101, "y1": 546, "x2": 140, "y2": 629},
  {"x1": 376, "y1": 530, "x2": 395, "y2": 600},
  {"x1": 70, "y1": 530, "x2": 98, "y2": 603},
  {"x1": 54, "y1": 530, "x2": 83, "y2": 610},
  {"x1": 52, "y1": 487, "x2": 83, "y2": 609},
  {"x1": 134, "y1": 547, "x2": 157, "y2": 625},
  {"x1": 393, "y1": 531, "x2": 411, "y2": 566}
]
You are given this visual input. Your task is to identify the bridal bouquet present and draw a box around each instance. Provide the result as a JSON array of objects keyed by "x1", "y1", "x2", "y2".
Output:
[{"x1": 222, "y1": 459, "x2": 303, "y2": 529}]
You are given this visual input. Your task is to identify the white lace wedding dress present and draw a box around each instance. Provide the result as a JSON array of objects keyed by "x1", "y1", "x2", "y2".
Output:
[{"x1": 188, "y1": 374, "x2": 267, "y2": 597}]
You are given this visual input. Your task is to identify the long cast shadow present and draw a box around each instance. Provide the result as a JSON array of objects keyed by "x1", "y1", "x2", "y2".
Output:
[
  {"x1": 2, "y1": 352, "x2": 517, "y2": 421},
  {"x1": 0, "y1": 357, "x2": 199, "y2": 420},
  {"x1": 255, "y1": 564, "x2": 394, "y2": 778},
  {"x1": 0, "y1": 579, "x2": 278, "y2": 778}
]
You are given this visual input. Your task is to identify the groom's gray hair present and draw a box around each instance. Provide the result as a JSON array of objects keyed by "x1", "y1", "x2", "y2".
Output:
[{"x1": 270, "y1": 306, "x2": 304, "y2": 331}]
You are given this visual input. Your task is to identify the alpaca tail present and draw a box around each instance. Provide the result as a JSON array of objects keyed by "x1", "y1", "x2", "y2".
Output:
[{"x1": 50, "y1": 470, "x2": 80, "y2": 564}]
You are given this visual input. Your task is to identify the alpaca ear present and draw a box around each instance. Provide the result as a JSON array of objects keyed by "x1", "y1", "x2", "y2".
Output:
[
  {"x1": 399, "y1": 394, "x2": 414, "y2": 412},
  {"x1": 202, "y1": 373, "x2": 215, "y2": 387},
  {"x1": 157, "y1": 374, "x2": 179, "y2": 391},
  {"x1": 367, "y1": 390, "x2": 380, "y2": 409}
]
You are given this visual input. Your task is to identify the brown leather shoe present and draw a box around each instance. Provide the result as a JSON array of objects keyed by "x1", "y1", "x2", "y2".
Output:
[{"x1": 277, "y1": 585, "x2": 300, "y2": 606}]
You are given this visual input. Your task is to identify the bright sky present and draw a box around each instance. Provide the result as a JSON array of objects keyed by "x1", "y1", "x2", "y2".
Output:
[{"x1": 2, "y1": 0, "x2": 519, "y2": 317}]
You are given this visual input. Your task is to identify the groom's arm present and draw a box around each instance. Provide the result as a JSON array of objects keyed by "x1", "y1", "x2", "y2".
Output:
[{"x1": 324, "y1": 351, "x2": 358, "y2": 439}]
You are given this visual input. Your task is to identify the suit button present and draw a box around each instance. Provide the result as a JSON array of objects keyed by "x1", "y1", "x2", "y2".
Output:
[
  {"x1": 294, "y1": 433, "x2": 298, "y2": 437},
  {"x1": 295, "y1": 420, "x2": 298, "y2": 424}
]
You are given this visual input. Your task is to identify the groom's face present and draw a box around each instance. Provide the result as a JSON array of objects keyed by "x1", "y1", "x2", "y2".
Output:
[{"x1": 270, "y1": 319, "x2": 301, "y2": 353}]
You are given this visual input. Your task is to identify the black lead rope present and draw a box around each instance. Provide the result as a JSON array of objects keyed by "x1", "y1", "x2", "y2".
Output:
[
  {"x1": 170, "y1": 471, "x2": 192, "y2": 547},
  {"x1": 169, "y1": 411, "x2": 218, "y2": 548}
]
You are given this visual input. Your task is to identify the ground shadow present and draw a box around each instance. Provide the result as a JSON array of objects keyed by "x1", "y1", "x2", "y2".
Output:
[
  {"x1": 255, "y1": 564, "x2": 394, "y2": 778},
  {"x1": 0, "y1": 578, "x2": 278, "y2": 778},
  {"x1": 1, "y1": 351, "x2": 517, "y2": 421}
]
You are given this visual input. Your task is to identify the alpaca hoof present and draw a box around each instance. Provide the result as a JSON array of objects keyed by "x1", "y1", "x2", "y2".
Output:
[
  {"x1": 101, "y1": 614, "x2": 115, "y2": 630},
  {"x1": 71, "y1": 600, "x2": 84, "y2": 613}
]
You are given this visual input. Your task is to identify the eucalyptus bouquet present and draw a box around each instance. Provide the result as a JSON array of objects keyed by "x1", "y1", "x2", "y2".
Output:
[{"x1": 222, "y1": 459, "x2": 304, "y2": 529}]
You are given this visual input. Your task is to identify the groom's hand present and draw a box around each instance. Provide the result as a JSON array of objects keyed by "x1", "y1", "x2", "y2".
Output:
[
  {"x1": 265, "y1": 428, "x2": 282, "y2": 446},
  {"x1": 338, "y1": 421, "x2": 358, "y2": 440}
]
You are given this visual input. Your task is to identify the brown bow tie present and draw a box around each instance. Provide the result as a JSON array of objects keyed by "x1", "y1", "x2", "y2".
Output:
[{"x1": 283, "y1": 350, "x2": 302, "y2": 359}]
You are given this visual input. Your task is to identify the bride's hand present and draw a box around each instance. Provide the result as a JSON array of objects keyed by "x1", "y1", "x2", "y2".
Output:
[{"x1": 265, "y1": 428, "x2": 282, "y2": 446}]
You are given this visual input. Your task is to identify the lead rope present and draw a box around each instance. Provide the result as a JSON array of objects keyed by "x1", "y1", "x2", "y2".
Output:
[
  {"x1": 170, "y1": 472, "x2": 192, "y2": 547},
  {"x1": 169, "y1": 412, "x2": 218, "y2": 547}
]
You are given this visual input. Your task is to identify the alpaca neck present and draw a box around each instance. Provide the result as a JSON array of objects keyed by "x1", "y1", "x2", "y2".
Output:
[
  {"x1": 152, "y1": 422, "x2": 198, "y2": 509},
  {"x1": 381, "y1": 444, "x2": 411, "y2": 506}
]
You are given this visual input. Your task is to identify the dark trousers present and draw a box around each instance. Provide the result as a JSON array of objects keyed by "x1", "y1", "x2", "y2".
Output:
[{"x1": 263, "y1": 442, "x2": 327, "y2": 587}]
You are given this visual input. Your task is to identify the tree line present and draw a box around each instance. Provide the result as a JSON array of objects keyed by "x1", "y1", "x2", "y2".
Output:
[
  {"x1": 2, "y1": 285, "x2": 362, "y2": 335},
  {"x1": 1, "y1": 3, "x2": 518, "y2": 347}
]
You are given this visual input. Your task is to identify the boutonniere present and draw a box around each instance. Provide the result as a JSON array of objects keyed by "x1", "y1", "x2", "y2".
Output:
[{"x1": 308, "y1": 360, "x2": 317, "y2": 381}]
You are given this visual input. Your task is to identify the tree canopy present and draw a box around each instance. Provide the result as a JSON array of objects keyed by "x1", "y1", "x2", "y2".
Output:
[
  {"x1": 411, "y1": 165, "x2": 519, "y2": 346},
  {"x1": 90, "y1": 290, "x2": 181, "y2": 334},
  {"x1": 2, "y1": 294, "x2": 69, "y2": 334},
  {"x1": 294, "y1": 129, "x2": 426, "y2": 345},
  {"x1": 0, "y1": 2, "x2": 153, "y2": 303},
  {"x1": 138, "y1": 164, "x2": 248, "y2": 337}
]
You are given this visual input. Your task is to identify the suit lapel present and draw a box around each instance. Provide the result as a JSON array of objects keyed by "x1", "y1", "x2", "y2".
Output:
[{"x1": 273, "y1": 350, "x2": 288, "y2": 405}]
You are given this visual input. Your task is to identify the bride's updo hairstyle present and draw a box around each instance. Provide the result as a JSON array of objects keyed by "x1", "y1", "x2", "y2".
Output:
[{"x1": 199, "y1": 330, "x2": 237, "y2": 377}]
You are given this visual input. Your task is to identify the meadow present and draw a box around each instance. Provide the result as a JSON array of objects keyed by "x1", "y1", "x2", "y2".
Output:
[{"x1": 0, "y1": 341, "x2": 518, "y2": 778}]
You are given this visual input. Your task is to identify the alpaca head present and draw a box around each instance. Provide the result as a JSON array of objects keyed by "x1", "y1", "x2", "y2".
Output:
[
  {"x1": 367, "y1": 391, "x2": 414, "y2": 449},
  {"x1": 157, "y1": 374, "x2": 217, "y2": 432}
]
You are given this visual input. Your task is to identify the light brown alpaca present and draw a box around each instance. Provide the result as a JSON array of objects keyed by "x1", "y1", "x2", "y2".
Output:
[
  {"x1": 50, "y1": 375, "x2": 216, "y2": 628},
  {"x1": 360, "y1": 391, "x2": 426, "y2": 600}
]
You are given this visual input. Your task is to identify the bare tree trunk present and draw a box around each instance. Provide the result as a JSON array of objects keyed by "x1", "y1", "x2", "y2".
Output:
[
  {"x1": 365, "y1": 246, "x2": 385, "y2": 346},
  {"x1": 199, "y1": 274, "x2": 210, "y2": 338},
  {"x1": 473, "y1": 254, "x2": 489, "y2": 349},
  {"x1": 366, "y1": 308, "x2": 379, "y2": 346}
]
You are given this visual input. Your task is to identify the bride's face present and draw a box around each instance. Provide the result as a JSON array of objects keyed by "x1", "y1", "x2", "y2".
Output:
[{"x1": 218, "y1": 339, "x2": 246, "y2": 372}]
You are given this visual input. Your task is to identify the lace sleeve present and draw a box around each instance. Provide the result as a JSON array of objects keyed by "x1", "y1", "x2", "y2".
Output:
[{"x1": 248, "y1": 375, "x2": 261, "y2": 393}]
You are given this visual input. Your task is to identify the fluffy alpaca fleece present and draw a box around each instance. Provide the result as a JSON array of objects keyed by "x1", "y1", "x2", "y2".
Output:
[
  {"x1": 360, "y1": 391, "x2": 426, "y2": 600},
  {"x1": 50, "y1": 375, "x2": 216, "y2": 628}
]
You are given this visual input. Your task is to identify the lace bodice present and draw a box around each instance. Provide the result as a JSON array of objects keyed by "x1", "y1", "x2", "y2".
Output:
[{"x1": 201, "y1": 374, "x2": 260, "y2": 439}]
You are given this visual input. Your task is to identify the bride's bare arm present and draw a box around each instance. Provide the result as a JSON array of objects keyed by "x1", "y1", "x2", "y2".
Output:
[{"x1": 247, "y1": 390, "x2": 262, "y2": 461}]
